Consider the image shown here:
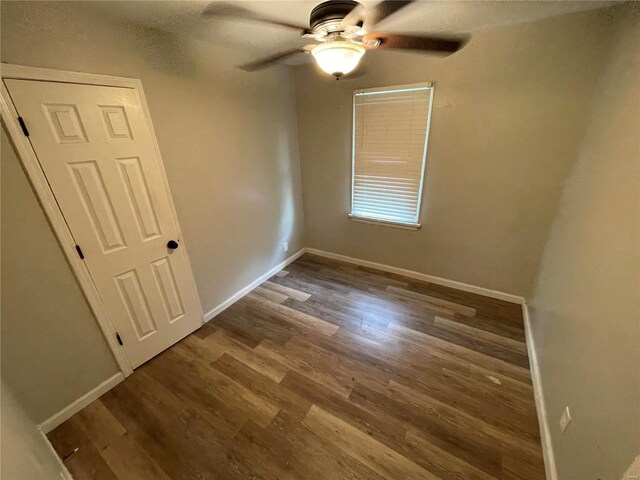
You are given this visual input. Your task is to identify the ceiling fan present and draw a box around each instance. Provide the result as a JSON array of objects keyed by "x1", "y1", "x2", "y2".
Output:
[{"x1": 202, "y1": 0, "x2": 469, "y2": 78}]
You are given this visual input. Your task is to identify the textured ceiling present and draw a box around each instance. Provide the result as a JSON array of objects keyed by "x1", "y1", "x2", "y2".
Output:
[{"x1": 81, "y1": 1, "x2": 616, "y2": 61}]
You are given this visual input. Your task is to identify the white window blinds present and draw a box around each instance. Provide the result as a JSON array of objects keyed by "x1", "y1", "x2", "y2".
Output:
[{"x1": 351, "y1": 83, "x2": 434, "y2": 226}]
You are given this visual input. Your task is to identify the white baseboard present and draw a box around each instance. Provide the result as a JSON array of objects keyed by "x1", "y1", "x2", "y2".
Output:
[
  {"x1": 522, "y1": 302, "x2": 557, "y2": 480},
  {"x1": 203, "y1": 248, "x2": 306, "y2": 322},
  {"x1": 37, "y1": 250, "x2": 305, "y2": 434},
  {"x1": 38, "y1": 372, "x2": 124, "y2": 434},
  {"x1": 305, "y1": 248, "x2": 525, "y2": 304},
  {"x1": 38, "y1": 428, "x2": 73, "y2": 479},
  {"x1": 35, "y1": 246, "x2": 524, "y2": 441}
]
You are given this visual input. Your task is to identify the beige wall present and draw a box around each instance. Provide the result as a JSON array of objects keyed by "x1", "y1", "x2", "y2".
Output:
[
  {"x1": 528, "y1": 5, "x2": 640, "y2": 479},
  {"x1": 0, "y1": 381, "x2": 69, "y2": 480},
  {"x1": 1, "y1": 1, "x2": 304, "y2": 423},
  {"x1": 293, "y1": 8, "x2": 615, "y2": 297}
]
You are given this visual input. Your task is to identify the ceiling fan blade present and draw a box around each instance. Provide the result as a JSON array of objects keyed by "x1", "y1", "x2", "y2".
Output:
[
  {"x1": 238, "y1": 48, "x2": 307, "y2": 71},
  {"x1": 367, "y1": 0, "x2": 415, "y2": 27},
  {"x1": 341, "y1": 3, "x2": 366, "y2": 29},
  {"x1": 202, "y1": 2, "x2": 310, "y2": 34},
  {"x1": 343, "y1": 0, "x2": 414, "y2": 32},
  {"x1": 366, "y1": 33, "x2": 469, "y2": 54}
]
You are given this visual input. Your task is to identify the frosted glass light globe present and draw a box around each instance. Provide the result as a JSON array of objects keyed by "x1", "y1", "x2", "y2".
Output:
[{"x1": 311, "y1": 41, "x2": 365, "y2": 77}]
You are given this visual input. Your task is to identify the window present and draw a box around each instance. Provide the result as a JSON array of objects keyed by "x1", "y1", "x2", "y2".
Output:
[{"x1": 350, "y1": 83, "x2": 434, "y2": 229}]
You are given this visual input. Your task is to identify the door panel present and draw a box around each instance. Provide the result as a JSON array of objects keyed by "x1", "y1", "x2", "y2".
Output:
[
  {"x1": 152, "y1": 257, "x2": 186, "y2": 323},
  {"x1": 44, "y1": 103, "x2": 88, "y2": 143},
  {"x1": 115, "y1": 269, "x2": 158, "y2": 339},
  {"x1": 6, "y1": 79, "x2": 202, "y2": 368},
  {"x1": 117, "y1": 156, "x2": 162, "y2": 241},
  {"x1": 69, "y1": 160, "x2": 127, "y2": 252}
]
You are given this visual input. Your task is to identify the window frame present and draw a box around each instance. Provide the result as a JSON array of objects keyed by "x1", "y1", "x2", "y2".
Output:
[{"x1": 349, "y1": 82, "x2": 435, "y2": 230}]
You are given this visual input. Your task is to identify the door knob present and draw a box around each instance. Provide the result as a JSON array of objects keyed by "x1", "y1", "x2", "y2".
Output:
[{"x1": 167, "y1": 240, "x2": 179, "y2": 250}]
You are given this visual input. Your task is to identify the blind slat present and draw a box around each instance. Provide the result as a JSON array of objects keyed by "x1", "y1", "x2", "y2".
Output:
[
  {"x1": 352, "y1": 204, "x2": 417, "y2": 213},
  {"x1": 351, "y1": 85, "x2": 432, "y2": 224},
  {"x1": 353, "y1": 198, "x2": 418, "y2": 210},
  {"x1": 352, "y1": 203, "x2": 417, "y2": 214}
]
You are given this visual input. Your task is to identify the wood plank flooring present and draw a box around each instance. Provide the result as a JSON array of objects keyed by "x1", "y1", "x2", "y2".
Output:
[{"x1": 48, "y1": 254, "x2": 545, "y2": 479}]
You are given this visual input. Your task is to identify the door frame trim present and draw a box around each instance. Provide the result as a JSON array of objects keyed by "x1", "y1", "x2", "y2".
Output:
[{"x1": 1, "y1": 63, "x2": 204, "y2": 377}]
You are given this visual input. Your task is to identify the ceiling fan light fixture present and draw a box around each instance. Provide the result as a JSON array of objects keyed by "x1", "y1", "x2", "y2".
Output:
[{"x1": 311, "y1": 41, "x2": 365, "y2": 77}]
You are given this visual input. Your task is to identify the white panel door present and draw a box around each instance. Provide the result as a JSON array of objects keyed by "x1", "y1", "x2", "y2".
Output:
[{"x1": 6, "y1": 79, "x2": 202, "y2": 369}]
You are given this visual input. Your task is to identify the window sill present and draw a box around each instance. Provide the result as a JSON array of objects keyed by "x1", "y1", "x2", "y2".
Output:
[{"x1": 348, "y1": 214, "x2": 421, "y2": 231}]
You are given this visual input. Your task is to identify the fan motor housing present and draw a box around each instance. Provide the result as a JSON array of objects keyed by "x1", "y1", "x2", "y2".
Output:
[{"x1": 310, "y1": 0, "x2": 362, "y2": 31}]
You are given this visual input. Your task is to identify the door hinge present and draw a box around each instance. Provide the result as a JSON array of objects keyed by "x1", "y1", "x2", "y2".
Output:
[
  {"x1": 75, "y1": 245, "x2": 84, "y2": 259},
  {"x1": 17, "y1": 116, "x2": 29, "y2": 137},
  {"x1": 116, "y1": 333, "x2": 124, "y2": 346}
]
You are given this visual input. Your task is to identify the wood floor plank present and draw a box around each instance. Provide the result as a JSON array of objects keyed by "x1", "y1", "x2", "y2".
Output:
[
  {"x1": 75, "y1": 400, "x2": 171, "y2": 480},
  {"x1": 440, "y1": 366, "x2": 539, "y2": 422},
  {"x1": 281, "y1": 370, "x2": 408, "y2": 448},
  {"x1": 348, "y1": 290, "x2": 529, "y2": 367},
  {"x1": 404, "y1": 430, "x2": 498, "y2": 480},
  {"x1": 270, "y1": 269, "x2": 335, "y2": 297},
  {"x1": 320, "y1": 322, "x2": 537, "y2": 442},
  {"x1": 433, "y1": 309, "x2": 527, "y2": 343},
  {"x1": 387, "y1": 380, "x2": 542, "y2": 456},
  {"x1": 142, "y1": 349, "x2": 248, "y2": 436},
  {"x1": 101, "y1": 378, "x2": 225, "y2": 480},
  {"x1": 302, "y1": 405, "x2": 440, "y2": 480},
  {"x1": 283, "y1": 296, "x2": 361, "y2": 329},
  {"x1": 263, "y1": 280, "x2": 311, "y2": 301},
  {"x1": 386, "y1": 284, "x2": 477, "y2": 317},
  {"x1": 225, "y1": 420, "x2": 300, "y2": 480},
  {"x1": 283, "y1": 288, "x2": 394, "y2": 330},
  {"x1": 245, "y1": 293, "x2": 339, "y2": 337},
  {"x1": 256, "y1": 339, "x2": 354, "y2": 397},
  {"x1": 501, "y1": 448, "x2": 547, "y2": 480},
  {"x1": 434, "y1": 315, "x2": 528, "y2": 355},
  {"x1": 252, "y1": 285, "x2": 288, "y2": 304},
  {"x1": 212, "y1": 353, "x2": 311, "y2": 420},
  {"x1": 192, "y1": 320, "x2": 217, "y2": 340},
  {"x1": 348, "y1": 382, "x2": 504, "y2": 478},
  {"x1": 379, "y1": 286, "x2": 458, "y2": 317},
  {"x1": 154, "y1": 344, "x2": 279, "y2": 432},
  {"x1": 408, "y1": 280, "x2": 525, "y2": 329},
  {"x1": 48, "y1": 253, "x2": 545, "y2": 480},
  {"x1": 177, "y1": 334, "x2": 225, "y2": 364},
  {"x1": 330, "y1": 323, "x2": 525, "y2": 396},
  {"x1": 337, "y1": 314, "x2": 530, "y2": 393},
  {"x1": 49, "y1": 417, "x2": 119, "y2": 480},
  {"x1": 201, "y1": 328, "x2": 290, "y2": 383},
  {"x1": 290, "y1": 321, "x2": 534, "y2": 435},
  {"x1": 213, "y1": 305, "x2": 268, "y2": 348},
  {"x1": 388, "y1": 322, "x2": 532, "y2": 383},
  {"x1": 343, "y1": 288, "x2": 467, "y2": 337},
  {"x1": 264, "y1": 411, "x2": 388, "y2": 480},
  {"x1": 283, "y1": 335, "x2": 392, "y2": 392},
  {"x1": 226, "y1": 302, "x2": 296, "y2": 346}
]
